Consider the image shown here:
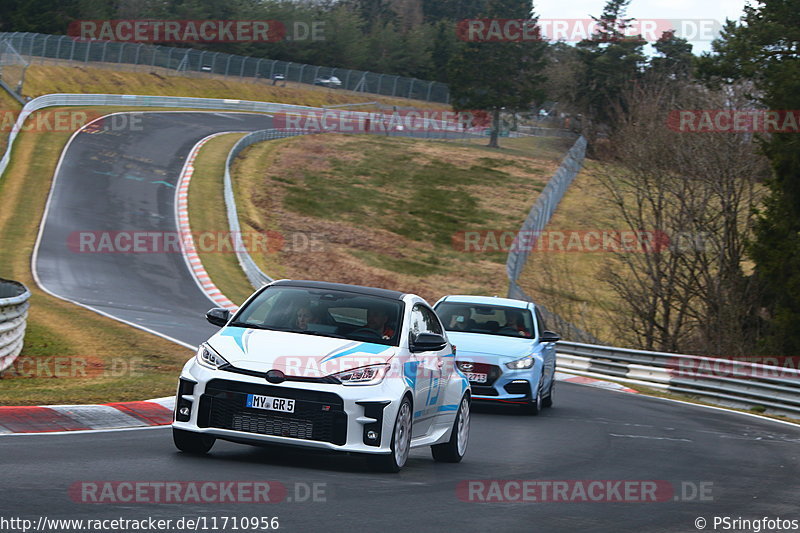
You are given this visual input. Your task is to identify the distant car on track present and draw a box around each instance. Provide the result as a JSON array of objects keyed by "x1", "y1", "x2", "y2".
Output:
[
  {"x1": 172, "y1": 280, "x2": 471, "y2": 472},
  {"x1": 314, "y1": 75, "x2": 342, "y2": 88},
  {"x1": 434, "y1": 295, "x2": 559, "y2": 414}
]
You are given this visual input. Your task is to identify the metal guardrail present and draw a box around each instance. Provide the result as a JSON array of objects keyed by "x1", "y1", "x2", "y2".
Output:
[
  {"x1": 224, "y1": 129, "x2": 310, "y2": 289},
  {"x1": 0, "y1": 92, "x2": 333, "y2": 180},
  {"x1": 0, "y1": 279, "x2": 30, "y2": 372},
  {"x1": 557, "y1": 341, "x2": 800, "y2": 418},
  {"x1": 0, "y1": 32, "x2": 451, "y2": 103}
]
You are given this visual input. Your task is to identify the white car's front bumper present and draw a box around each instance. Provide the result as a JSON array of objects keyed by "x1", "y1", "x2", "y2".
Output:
[{"x1": 171, "y1": 359, "x2": 409, "y2": 455}]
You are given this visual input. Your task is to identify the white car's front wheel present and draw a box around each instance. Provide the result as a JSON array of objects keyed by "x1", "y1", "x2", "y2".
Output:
[
  {"x1": 368, "y1": 397, "x2": 412, "y2": 473},
  {"x1": 431, "y1": 395, "x2": 470, "y2": 463},
  {"x1": 173, "y1": 428, "x2": 215, "y2": 454}
]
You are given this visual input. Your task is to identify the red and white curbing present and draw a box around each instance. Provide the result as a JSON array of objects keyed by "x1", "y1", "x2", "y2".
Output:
[
  {"x1": 0, "y1": 397, "x2": 175, "y2": 434},
  {"x1": 175, "y1": 133, "x2": 238, "y2": 312},
  {"x1": 555, "y1": 371, "x2": 638, "y2": 394}
]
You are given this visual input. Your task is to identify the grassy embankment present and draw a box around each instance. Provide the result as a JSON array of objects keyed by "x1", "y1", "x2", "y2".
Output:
[{"x1": 0, "y1": 62, "x2": 443, "y2": 404}]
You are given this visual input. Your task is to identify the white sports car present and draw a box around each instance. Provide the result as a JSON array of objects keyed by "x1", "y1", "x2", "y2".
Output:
[{"x1": 172, "y1": 280, "x2": 471, "y2": 472}]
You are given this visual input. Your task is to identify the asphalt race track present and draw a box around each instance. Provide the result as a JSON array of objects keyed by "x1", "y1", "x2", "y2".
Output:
[
  {"x1": 4, "y1": 112, "x2": 800, "y2": 532},
  {"x1": 34, "y1": 112, "x2": 274, "y2": 346},
  {"x1": 3, "y1": 385, "x2": 799, "y2": 532}
]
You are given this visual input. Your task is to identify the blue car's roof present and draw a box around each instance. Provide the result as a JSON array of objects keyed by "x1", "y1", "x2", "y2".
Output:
[{"x1": 437, "y1": 295, "x2": 531, "y2": 309}]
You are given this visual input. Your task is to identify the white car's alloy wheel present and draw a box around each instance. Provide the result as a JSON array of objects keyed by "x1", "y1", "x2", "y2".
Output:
[
  {"x1": 456, "y1": 397, "x2": 470, "y2": 456},
  {"x1": 394, "y1": 401, "x2": 412, "y2": 468}
]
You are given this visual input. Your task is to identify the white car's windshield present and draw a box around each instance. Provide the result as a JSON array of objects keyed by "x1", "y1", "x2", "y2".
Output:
[
  {"x1": 435, "y1": 303, "x2": 534, "y2": 339},
  {"x1": 231, "y1": 286, "x2": 403, "y2": 346}
]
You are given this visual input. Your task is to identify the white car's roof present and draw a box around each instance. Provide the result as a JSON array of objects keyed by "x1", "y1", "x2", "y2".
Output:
[{"x1": 439, "y1": 295, "x2": 531, "y2": 309}]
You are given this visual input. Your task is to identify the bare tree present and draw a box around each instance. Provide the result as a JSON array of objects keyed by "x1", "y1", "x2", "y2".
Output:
[{"x1": 596, "y1": 80, "x2": 768, "y2": 354}]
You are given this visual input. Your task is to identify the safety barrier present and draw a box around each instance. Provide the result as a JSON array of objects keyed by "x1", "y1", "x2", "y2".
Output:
[
  {"x1": 0, "y1": 279, "x2": 30, "y2": 372},
  {"x1": 557, "y1": 341, "x2": 800, "y2": 418},
  {"x1": 223, "y1": 129, "x2": 310, "y2": 288}
]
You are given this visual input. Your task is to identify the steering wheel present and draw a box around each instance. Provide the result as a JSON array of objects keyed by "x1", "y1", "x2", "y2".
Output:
[
  {"x1": 497, "y1": 326, "x2": 519, "y2": 335},
  {"x1": 350, "y1": 327, "x2": 382, "y2": 338}
]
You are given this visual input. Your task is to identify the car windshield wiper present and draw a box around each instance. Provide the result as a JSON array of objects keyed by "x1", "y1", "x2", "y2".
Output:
[
  {"x1": 226, "y1": 321, "x2": 278, "y2": 330},
  {"x1": 281, "y1": 328, "x2": 348, "y2": 339}
]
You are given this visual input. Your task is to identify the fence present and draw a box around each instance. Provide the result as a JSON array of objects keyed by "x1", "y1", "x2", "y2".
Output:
[
  {"x1": 557, "y1": 341, "x2": 800, "y2": 418},
  {"x1": 0, "y1": 32, "x2": 451, "y2": 104},
  {"x1": 503, "y1": 136, "x2": 597, "y2": 343},
  {"x1": 0, "y1": 39, "x2": 28, "y2": 104},
  {"x1": 0, "y1": 279, "x2": 30, "y2": 372}
]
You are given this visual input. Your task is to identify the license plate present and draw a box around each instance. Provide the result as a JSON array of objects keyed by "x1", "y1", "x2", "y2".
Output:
[
  {"x1": 246, "y1": 394, "x2": 295, "y2": 413},
  {"x1": 466, "y1": 372, "x2": 488, "y2": 383}
]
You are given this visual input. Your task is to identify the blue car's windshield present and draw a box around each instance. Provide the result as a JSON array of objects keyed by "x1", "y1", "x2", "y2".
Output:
[
  {"x1": 435, "y1": 303, "x2": 534, "y2": 339},
  {"x1": 230, "y1": 286, "x2": 403, "y2": 346}
]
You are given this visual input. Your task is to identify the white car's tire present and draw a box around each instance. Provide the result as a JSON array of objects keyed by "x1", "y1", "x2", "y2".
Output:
[
  {"x1": 431, "y1": 395, "x2": 470, "y2": 463},
  {"x1": 173, "y1": 428, "x2": 215, "y2": 454},
  {"x1": 368, "y1": 397, "x2": 412, "y2": 473}
]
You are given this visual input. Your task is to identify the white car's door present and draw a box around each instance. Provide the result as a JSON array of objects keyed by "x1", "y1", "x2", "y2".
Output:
[{"x1": 407, "y1": 303, "x2": 445, "y2": 438}]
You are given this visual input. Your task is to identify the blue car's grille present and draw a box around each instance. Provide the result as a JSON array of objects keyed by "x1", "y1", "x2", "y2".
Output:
[{"x1": 460, "y1": 362, "x2": 502, "y2": 386}]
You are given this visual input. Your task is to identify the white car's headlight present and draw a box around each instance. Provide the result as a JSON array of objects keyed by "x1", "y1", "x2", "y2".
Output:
[
  {"x1": 331, "y1": 364, "x2": 389, "y2": 386},
  {"x1": 505, "y1": 356, "x2": 535, "y2": 370},
  {"x1": 196, "y1": 344, "x2": 230, "y2": 369}
]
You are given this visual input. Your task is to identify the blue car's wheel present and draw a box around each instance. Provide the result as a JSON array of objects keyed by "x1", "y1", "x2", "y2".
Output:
[
  {"x1": 543, "y1": 380, "x2": 554, "y2": 408},
  {"x1": 521, "y1": 381, "x2": 543, "y2": 415}
]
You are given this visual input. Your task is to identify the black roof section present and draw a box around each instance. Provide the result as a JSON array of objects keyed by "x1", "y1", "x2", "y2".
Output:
[{"x1": 271, "y1": 279, "x2": 407, "y2": 301}]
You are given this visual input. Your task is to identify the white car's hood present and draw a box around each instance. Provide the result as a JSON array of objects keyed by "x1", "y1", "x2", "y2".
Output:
[{"x1": 208, "y1": 326, "x2": 396, "y2": 377}]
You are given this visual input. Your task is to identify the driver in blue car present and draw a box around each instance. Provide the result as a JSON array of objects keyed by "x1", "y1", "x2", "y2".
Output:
[{"x1": 505, "y1": 310, "x2": 531, "y2": 337}]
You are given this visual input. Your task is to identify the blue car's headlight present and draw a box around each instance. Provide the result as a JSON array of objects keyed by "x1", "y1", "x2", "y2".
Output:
[
  {"x1": 196, "y1": 344, "x2": 229, "y2": 369},
  {"x1": 505, "y1": 356, "x2": 535, "y2": 370}
]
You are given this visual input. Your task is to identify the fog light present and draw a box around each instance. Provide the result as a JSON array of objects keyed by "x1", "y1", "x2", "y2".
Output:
[
  {"x1": 366, "y1": 430, "x2": 378, "y2": 440},
  {"x1": 179, "y1": 407, "x2": 190, "y2": 417}
]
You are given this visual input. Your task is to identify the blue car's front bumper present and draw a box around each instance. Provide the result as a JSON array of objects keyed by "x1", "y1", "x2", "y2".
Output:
[{"x1": 460, "y1": 360, "x2": 543, "y2": 405}]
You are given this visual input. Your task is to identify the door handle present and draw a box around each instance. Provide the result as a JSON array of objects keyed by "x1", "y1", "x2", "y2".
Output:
[{"x1": 437, "y1": 359, "x2": 444, "y2": 368}]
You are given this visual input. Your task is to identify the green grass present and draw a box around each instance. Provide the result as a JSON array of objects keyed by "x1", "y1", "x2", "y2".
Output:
[
  {"x1": 209, "y1": 133, "x2": 560, "y2": 304},
  {"x1": 186, "y1": 133, "x2": 257, "y2": 307}
]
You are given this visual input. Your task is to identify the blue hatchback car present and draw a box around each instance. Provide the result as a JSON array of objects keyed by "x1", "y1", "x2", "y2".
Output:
[{"x1": 433, "y1": 295, "x2": 559, "y2": 414}]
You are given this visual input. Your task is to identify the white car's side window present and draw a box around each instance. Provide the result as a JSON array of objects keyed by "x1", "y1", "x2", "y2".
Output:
[{"x1": 409, "y1": 305, "x2": 426, "y2": 338}]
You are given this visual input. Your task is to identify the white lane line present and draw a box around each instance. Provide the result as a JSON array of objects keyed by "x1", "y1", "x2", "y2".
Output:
[{"x1": 610, "y1": 433, "x2": 693, "y2": 442}]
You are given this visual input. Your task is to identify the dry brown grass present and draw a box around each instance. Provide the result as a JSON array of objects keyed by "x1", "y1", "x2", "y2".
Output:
[{"x1": 225, "y1": 134, "x2": 563, "y2": 304}]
